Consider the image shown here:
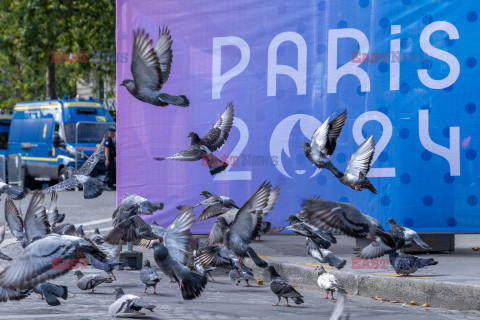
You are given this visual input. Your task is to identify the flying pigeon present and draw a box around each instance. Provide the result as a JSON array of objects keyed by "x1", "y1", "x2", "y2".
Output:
[
  {"x1": 283, "y1": 211, "x2": 336, "y2": 249},
  {"x1": 42, "y1": 136, "x2": 106, "y2": 199},
  {"x1": 302, "y1": 110, "x2": 347, "y2": 179},
  {"x1": 307, "y1": 238, "x2": 346, "y2": 270},
  {"x1": 194, "y1": 191, "x2": 239, "y2": 221},
  {"x1": 254, "y1": 185, "x2": 280, "y2": 241},
  {"x1": 0, "y1": 286, "x2": 32, "y2": 302},
  {"x1": 109, "y1": 288, "x2": 156, "y2": 318},
  {"x1": 150, "y1": 208, "x2": 207, "y2": 300},
  {"x1": 90, "y1": 256, "x2": 128, "y2": 281},
  {"x1": 339, "y1": 136, "x2": 377, "y2": 194},
  {"x1": 354, "y1": 218, "x2": 432, "y2": 259},
  {"x1": 298, "y1": 198, "x2": 396, "y2": 248},
  {"x1": 44, "y1": 192, "x2": 65, "y2": 229},
  {"x1": 4, "y1": 192, "x2": 49, "y2": 249},
  {"x1": 0, "y1": 223, "x2": 12, "y2": 261},
  {"x1": 315, "y1": 265, "x2": 346, "y2": 300},
  {"x1": 229, "y1": 266, "x2": 254, "y2": 286},
  {"x1": 121, "y1": 27, "x2": 189, "y2": 107},
  {"x1": 389, "y1": 251, "x2": 438, "y2": 276},
  {"x1": 226, "y1": 181, "x2": 273, "y2": 269},
  {"x1": 33, "y1": 282, "x2": 68, "y2": 306},
  {"x1": 140, "y1": 260, "x2": 161, "y2": 294},
  {"x1": 0, "y1": 178, "x2": 28, "y2": 200},
  {"x1": 0, "y1": 233, "x2": 107, "y2": 289},
  {"x1": 90, "y1": 228, "x2": 106, "y2": 245},
  {"x1": 194, "y1": 245, "x2": 237, "y2": 271},
  {"x1": 154, "y1": 103, "x2": 234, "y2": 175},
  {"x1": 193, "y1": 250, "x2": 216, "y2": 282},
  {"x1": 74, "y1": 270, "x2": 113, "y2": 293},
  {"x1": 267, "y1": 266, "x2": 304, "y2": 307},
  {"x1": 106, "y1": 193, "x2": 164, "y2": 244},
  {"x1": 207, "y1": 213, "x2": 235, "y2": 245}
]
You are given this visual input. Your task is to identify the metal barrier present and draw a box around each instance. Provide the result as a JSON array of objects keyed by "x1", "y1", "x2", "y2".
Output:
[
  {"x1": 7, "y1": 154, "x2": 23, "y2": 186},
  {"x1": 0, "y1": 155, "x2": 5, "y2": 182}
]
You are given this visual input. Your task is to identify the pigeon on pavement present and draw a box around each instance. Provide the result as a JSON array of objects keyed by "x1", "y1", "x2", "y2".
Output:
[
  {"x1": 121, "y1": 27, "x2": 189, "y2": 107},
  {"x1": 0, "y1": 233, "x2": 107, "y2": 289},
  {"x1": 33, "y1": 282, "x2": 68, "y2": 306},
  {"x1": 298, "y1": 198, "x2": 396, "y2": 248},
  {"x1": 106, "y1": 193, "x2": 164, "y2": 244},
  {"x1": 151, "y1": 208, "x2": 207, "y2": 300},
  {"x1": 267, "y1": 266, "x2": 304, "y2": 307},
  {"x1": 194, "y1": 191, "x2": 238, "y2": 221},
  {"x1": 140, "y1": 260, "x2": 161, "y2": 294},
  {"x1": 154, "y1": 103, "x2": 234, "y2": 175},
  {"x1": 0, "y1": 178, "x2": 28, "y2": 200},
  {"x1": 302, "y1": 110, "x2": 347, "y2": 179},
  {"x1": 109, "y1": 288, "x2": 156, "y2": 318},
  {"x1": 74, "y1": 270, "x2": 113, "y2": 293},
  {"x1": 229, "y1": 266, "x2": 255, "y2": 286},
  {"x1": 315, "y1": 265, "x2": 346, "y2": 300},
  {"x1": 42, "y1": 136, "x2": 106, "y2": 199},
  {"x1": 0, "y1": 223, "x2": 12, "y2": 261},
  {"x1": 306, "y1": 238, "x2": 346, "y2": 270},
  {"x1": 90, "y1": 256, "x2": 128, "y2": 281},
  {"x1": 90, "y1": 228, "x2": 106, "y2": 245},
  {"x1": 339, "y1": 136, "x2": 377, "y2": 194},
  {"x1": 389, "y1": 251, "x2": 438, "y2": 276},
  {"x1": 226, "y1": 181, "x2": 273, "y2": 269}
]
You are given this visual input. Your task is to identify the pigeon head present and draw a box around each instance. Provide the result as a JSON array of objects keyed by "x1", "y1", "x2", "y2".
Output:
[
  {"x1": 315, "y1": 265, "x2": 326, "y2": 275},
  {"x1": 286, "y1": 215, "x2": 300, "y2": 223},
  {"x1": 143, "y1": 260, "x2": 151, "y2": 267},
  {"x1": 267, "y1": 265, "x2": 280, "y2": 278},
  {"x1": 65, "y1": 166, "x2": 75, "y2": 176},
  {"x1": 120, "y1": 79, "x2": 135, "y2": 92},
  {"x1": 187, "y1": 132, "x2": 201, "y2": 144},
  {"x1": 216, "y1": 217, "x2": 229, "y2": 230},
  {"x1": 227, "y1": 199, "x2": 239, "y2": 209},
  {"x1": 387, "y1": 218, "x2": 396, "y2": 225},
  {"x1": 94, "y1": 228, "x2": 100, "y2": 234},
  {"x1": 200, "y1": 191, "x2": 212, "y2": 198},
  {"x1": 113, "y1": 287, "x2": 125, "y2": 300},
  {"x1": 151, "y1": 241, "x2": 169, "y2": 260},
  {"x1": 302, "y1": 142, "x2": 311, "y2": 149},
  {"x1": 74, "y1": 270, "x2": 84, "y2": 279}
]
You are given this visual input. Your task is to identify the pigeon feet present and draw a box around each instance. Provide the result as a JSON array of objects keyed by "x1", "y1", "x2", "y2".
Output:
[
  {"x1": 178, "y1": 281, "x2": 184, "y2": 289},
  {"x1": 141, "y1": 291, "x2": 147, "y2": 293},
  {"x1": 272, "y1": 303, "x2": 279, "y2": 307},
  {"x1": 284, "y1": 304, "x2": 291, "y2": 307}
]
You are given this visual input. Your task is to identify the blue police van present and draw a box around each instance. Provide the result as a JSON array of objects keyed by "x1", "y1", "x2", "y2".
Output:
[{"x1": 8, "y1": 98, "x2": 115, "y2": 187}]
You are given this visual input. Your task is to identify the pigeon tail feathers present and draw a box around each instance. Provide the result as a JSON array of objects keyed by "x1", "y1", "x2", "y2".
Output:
[
  {"x1": 375, "y1": 230, "x2": 396, "y2": 248},
  {"x1": 204, "y1": 155, "x2": 228, "y2": 175},
  {"x1": 180, "y1": 272, "x2": 207, "y2": 300},
  {"x1": 157, "y1": 92, "x2": 189, "y2": 107},
  {"x1": 83, "y1": 178, "x2": 103, "y2": 199},
  {"x1": 246, "y1": 247, "x2": 268, "y2": 268}
]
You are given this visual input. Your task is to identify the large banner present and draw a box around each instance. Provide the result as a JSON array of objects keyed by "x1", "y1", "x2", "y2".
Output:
[{"x1": 116, "y1": 0, "x2": 479, "y2": 233}]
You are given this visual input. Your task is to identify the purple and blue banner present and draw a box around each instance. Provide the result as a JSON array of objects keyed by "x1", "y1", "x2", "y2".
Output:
[{"x1": 116, "y1": 0, "x2": 479, "y2": 233}]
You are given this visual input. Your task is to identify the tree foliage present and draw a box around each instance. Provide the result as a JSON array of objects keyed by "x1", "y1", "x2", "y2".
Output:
[{"x1": 0, "y1": 0, "x2": 115, "y2": 110}]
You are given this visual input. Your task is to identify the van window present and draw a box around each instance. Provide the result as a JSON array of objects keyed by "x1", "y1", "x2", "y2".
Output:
[
  {"x1": 63, "y1": 122, "x2": 110, "y2": 143},
  {"x1": 76, "y1": 108, "x2": 98, "y2": 115}
]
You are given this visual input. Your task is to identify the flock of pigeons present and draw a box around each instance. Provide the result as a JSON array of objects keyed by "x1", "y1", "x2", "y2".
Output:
[{"x1": 0, "y1": 26, "x2": 439, "y2": 318}]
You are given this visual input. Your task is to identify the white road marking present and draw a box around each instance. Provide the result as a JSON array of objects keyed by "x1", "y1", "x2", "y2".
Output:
[{"x1": 80, "y1": 218, "x2": 112, "y2": 227}]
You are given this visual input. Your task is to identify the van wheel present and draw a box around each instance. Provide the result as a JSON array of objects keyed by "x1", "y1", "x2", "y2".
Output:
[{"x1": 58, "y1": 167, "x2": 68, "y2": 182}]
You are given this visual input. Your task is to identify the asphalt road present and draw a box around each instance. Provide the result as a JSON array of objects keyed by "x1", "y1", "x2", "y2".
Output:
[{"x1": 0, "y1": 191, "x2": 478, "y2": 319}]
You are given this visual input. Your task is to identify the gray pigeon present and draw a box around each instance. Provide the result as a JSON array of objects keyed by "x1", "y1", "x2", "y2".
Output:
[
  {"x1": 33, "y1": 282, "x2": 68, "y2": 306},
  {"x1": 45, "y1": 192, "x2": 65, "y2": 229},
  {"x1": 109, "y1": 288, "x2": 156, "y2": 318},
  {"x1": 106, "y1": 193, "x2": 164, "y2": 244},
  {"x1": 207, "y1": 212, "x2": 235, "y2": 245},
  {"x1": 91, "y1": 256, "x2": 128, "y2": 281},
  {"x1": 388, "y1": 218, "x2": 431, "y2": 249},
  {"x1": 90, "y1": 228, "x2": 106, "y2": 245},
  {"x1": 229, "y1": 266, "x2": 254, "y2": 286},
  {"x1": 302, "y1": 110, "x2": 347, "y2": 179},
  {"x1": 254, "y1": 185, "x2": 280, "y2": 241},
  {"x1": 75, "y1": 225, "x2": 85, "y2": 238},
  {"x1": 306, "y1": 238, "x2": 346, "y2": 270},
  {"x1": 0, "y1": 233, "x2": 107, "y2": 289},
  {"x1": 194, "y1": 245, "x2": 237, "y2": 271},
  {"x1": 0, "y1": 179, "x2": 28, "y2": 200},
  {"x1": 154, "y1": 103, "x2": 234, "y2": 175},
  {"x1": 389, "y1": 251, "x2": 438, "y2": 276},
  {"x1": 0, "y1": 223, "x2": 12, "y2": 261},
  {"x1": 151, "y1": 208, "x2": 207, "y2": 300},
  {"x1": 193, "y1": 250, "x2": 216, "y2": 282},
  {"x1": 267, "y1": 266, "x2": 304, "y2": 307},
  {"x1": 299, "y1": 198, "x2": 396, "y2": 248},
  {"x1": 120, "y1": 27, "x2": 189, "y2": 107},
  {"x1": 140, "y1": 260, "x2": 161, "y2": 294},
  {"x1": 74, "y1": 270, "x2": 113, "y2": 293},
  {"x1": 52, "y1": 223, "x2": 76, "y2": 236},
  {"x1": 42, "y1": 136, "x2": 106, "y2": 199},
  {"x1": 0, "y1": 286, "x2": 32, "y2": 302},
  {"x1": 226, "y1": 181, "x2": 273, "y2": 269},
  {"x1": 194, "y1": 191, "x2": 239, "y2": 221},
  {"x1": 284, "y1": 209, "x2": 336, "y2": 249},
  {"x1": 339, "y1": 136, "x2": 377, "y2": 194}
]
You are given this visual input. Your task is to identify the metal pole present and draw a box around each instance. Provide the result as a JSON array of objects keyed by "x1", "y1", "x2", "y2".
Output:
[{"x1": 127, "y1": 241, "x2": 133, "y2": 251}]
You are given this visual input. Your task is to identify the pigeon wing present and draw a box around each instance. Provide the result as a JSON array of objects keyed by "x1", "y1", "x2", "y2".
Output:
[
  {"x1": 164, "y1": 209, "x2": 195, "y2": 264},
  {"x1": 131, "y1": 29, "x2": 162, "y2": 90},
  {"x1": 310, "y1": 116, "x2": 330, "y2": 152},
  {"x1": 344, "y1": 135, "x2": 375, "y2": 178},
  {"x1": 42, "y1": 176, "x2": 79, "y2": 194},
  {"x1": 262, "y1": 185, "x2": 280, "y2": 217},
  {"x1": 23, "y1": 192, "x2": 50, "y2": 244},
  {"x1": 78, "y1": 136, "x2": 106, "y2": 175},
  {"x1": 154, "y1": 26, "x2": 173, "y2": 87},
  {"x1": 201, "y1": 103, "x2": 234, "y2": 152},
  {"x1": 299, "y1": 199, "x2": 371, "y2": 238},
  {"x1": 196, "y1": 203, "x2": 228, "y2": 221},
  {"x1": 0, "y1": 224, "x2": 5, "y2": 245},
  {"x1": 4, "y1": 197, "x2": 25, "y2": 242},
  {"x1": 228, "y1": 181, "x2": 271, "y2": 243},
  {"x1": 325, "y1": 110, "x2": 347, "y2": 155},
  {"x1": 161, "y1": 145, "x2": 203, "y2": 161}
]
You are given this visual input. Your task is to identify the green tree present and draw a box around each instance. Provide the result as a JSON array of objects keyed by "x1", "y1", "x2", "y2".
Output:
[{"x1": 0, "y1": 0, "x2": 115, "y2": 109}]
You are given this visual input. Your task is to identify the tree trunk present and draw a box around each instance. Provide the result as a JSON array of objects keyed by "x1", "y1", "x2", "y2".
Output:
[{"x1": 46, "y1": 63, "x2": 57, "y2": 99}]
